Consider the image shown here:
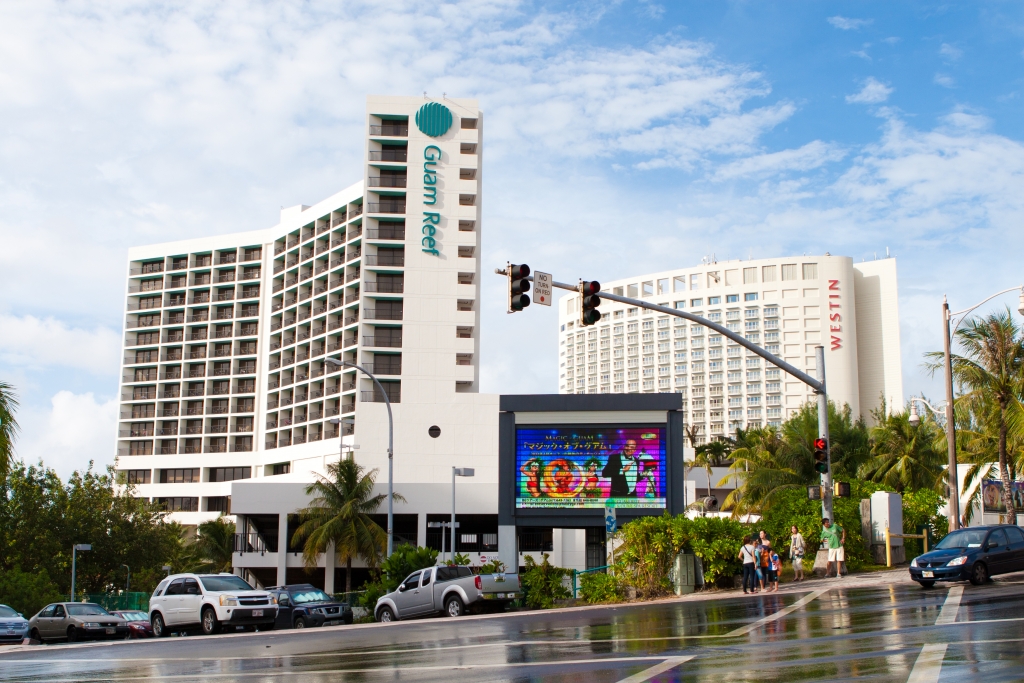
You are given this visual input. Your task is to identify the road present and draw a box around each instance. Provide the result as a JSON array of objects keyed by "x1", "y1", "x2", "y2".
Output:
[{"x1": 2, "y1": 571, "x2": 1023, "y2": 682}]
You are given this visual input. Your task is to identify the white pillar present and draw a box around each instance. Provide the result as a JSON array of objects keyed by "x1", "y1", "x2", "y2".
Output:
[
  {"x1": 498, "y1": 525, "x2": 516, "y2": 572},
  {"x1": 324, "y1": 542, "x2": 336, "y2": 594},
  {"x1": 276, "y1": 514, "x2": 288, "y2": 587},
  {"x1": 417, "y1": 513, "x2": 428, "y2": 549},
  {"x1": 552, "y1": 528, "x2": 563, "y2": 566}
]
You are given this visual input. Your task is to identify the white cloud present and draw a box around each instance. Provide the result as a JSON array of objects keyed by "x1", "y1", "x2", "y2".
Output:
[
  {"x1": 0, "y1": 314, "x2": 121, "y2": 375},
  {"x1": 934, "y1": 73, "x2": 956, "y2": 88},
  {"x1": 14, "y1": 391, "x2": 118, "y2": 477},
  {"x1": 828, "y1": 16, "x2": 872, "y2": 30},
  {"x1": 714, "y1": 141, "x2": 846, "y2": 180},
  {"x1": 940, "y1": 43, "x2": 963, "y2": 61},
  {"x1": 846, "y1": 77, "x2": 894, "y2": 104}
]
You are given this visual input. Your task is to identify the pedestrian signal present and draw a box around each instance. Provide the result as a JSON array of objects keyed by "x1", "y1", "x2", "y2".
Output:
[
  {"x1": 813, "y1": 437, "x2": 829, "y2": 474},
  {"x1": 507, "y1": 263, "x2": 531, "y2": 312},
  {"x1": 807, "y1": 486, "x2": 823, "y2": 501},
  {"x1": 833, "y1": 481, "x2": 851, "y2": 498},
  {"x1": 579, "y1": 280, "x2": 601, "y2": 326}
]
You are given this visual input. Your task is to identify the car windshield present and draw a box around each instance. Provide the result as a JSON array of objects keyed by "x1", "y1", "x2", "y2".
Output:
[
  {"x1": 0, "y1": 606, "x2": 19, "y2": 618},
  {"x1": 199, "y1": 575, "x2": 255, "y2": 592},
  {"x1": 291, "y1": 589, "x2": 331, "y2": 605},
  {"x1": 118, "y1": 611, "x2": 149, "y2": 621},
  {"x1": 67, "y1": 604, "x2": 111, "y2": 616},
  {"x1": 935, "y1": 529, "x2": 989, "y2": 549}
]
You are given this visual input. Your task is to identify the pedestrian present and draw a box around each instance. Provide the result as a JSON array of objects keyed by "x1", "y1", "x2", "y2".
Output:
[
  {"x1": 756, "y1": 539, "x2": 771, "y2": 591},
  {"x1": 821, "y1": 518, "x2": 846, "y2": 578},
  {"x1": 789, "y1": 525, "x2": 806, "y2": 582},
  {"x1": 769, "y1": 546, "x2": 781, "y2": 591},
  {"x1": 738, "y1": 536, "x2": 757, "y2": 594},
  {"x1": 759, "y1": 529, "x2": 772, "y2": 546}
]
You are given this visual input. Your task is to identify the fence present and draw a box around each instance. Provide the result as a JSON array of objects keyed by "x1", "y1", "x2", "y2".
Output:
[{"x1": 85, "y1": 592, "x2": 150, "y2": 612}]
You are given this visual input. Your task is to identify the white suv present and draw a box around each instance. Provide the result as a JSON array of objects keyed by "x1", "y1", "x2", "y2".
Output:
[{"x1": 149, "y1": 573, "x2": 278, "y2": 636}]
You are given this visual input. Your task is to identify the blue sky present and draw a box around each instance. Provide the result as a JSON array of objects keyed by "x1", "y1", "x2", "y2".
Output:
[{"x1": 1, "y1": 0, "x2": 1022, "y2": 475}]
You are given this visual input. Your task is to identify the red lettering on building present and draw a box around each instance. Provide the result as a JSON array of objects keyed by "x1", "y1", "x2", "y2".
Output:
[
  {"x1": 831, "y1": 335, "x2": 842, "y2": 350},
  {"x1": 828, "y1": 280, "x2": 841, "y2": 349},
  {"x1": 829, "y1": 280, "x2": 840, "y2": 290}
]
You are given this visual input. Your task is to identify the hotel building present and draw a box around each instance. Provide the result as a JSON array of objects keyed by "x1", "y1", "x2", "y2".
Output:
[{"x1": 556, "y1": 256, "x2": 903, "y2": 441}]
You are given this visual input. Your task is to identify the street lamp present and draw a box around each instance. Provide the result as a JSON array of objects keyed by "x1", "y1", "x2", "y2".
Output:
[
  {"x1": 324, "y1": 356, "x2": 395, "y2": 557},
  {"x1": 70, "y1": 544, "x2": 91, "y2": 601},
  {"x1": 452, "y1": 467, "x2": 475, "y2": 565},
  {"x1": 328, "y1": 418, "x2": 358, "y2": 461},
  {"x1": 162, "y1": 565, "x2": 172, "y2": 577},
  {"x1": 941, "y1": 285, "x2": 1024, "y2": 532},
  {"x1": 122, "y1": 565, "x2": 130, "y2": 592}
]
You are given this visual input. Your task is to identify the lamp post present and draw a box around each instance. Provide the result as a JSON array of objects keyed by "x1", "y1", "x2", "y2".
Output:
[
  {"x1": 328, "y1": 418, "x2": 358, "y2": 461},
  {"x1": 324, "y1": 357, "x2": 395, "y2": 557},
  {"x1": 70, "y1": 544, "x2": 91, "y2": 601},
  {"x1": 452, "y1": 467, "x2": 475, "y2": 564},
  {"x1": 122, "y1": 564, "x2": 131, "y2": 592},
  {"x1": 941, "y1": 286, "x2": 1024, "y2": 532},
  {"x1": 162, "y1": 565, "x2": 172, "y2": 577}
]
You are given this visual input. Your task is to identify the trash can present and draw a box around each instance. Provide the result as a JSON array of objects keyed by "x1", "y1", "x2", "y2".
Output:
[{"x1": 672, "y1": 553, "x2": 696, "y2": 595}]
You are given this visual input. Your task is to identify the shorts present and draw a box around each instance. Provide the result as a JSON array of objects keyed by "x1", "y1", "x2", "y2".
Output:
[
  {"x1": 828, "y1": 547, "x2": 845, "y2": 562},
  {"x1": 764, "y1": 569, "x2": 777, "y2": 582}
]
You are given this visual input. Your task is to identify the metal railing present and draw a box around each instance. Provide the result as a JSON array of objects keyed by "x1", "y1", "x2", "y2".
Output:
[
  {"x1": 364, "y1": 281, "x2": 403, "y2": 293},
  {"x1": 366, "y1": 202, "x2": 406, "y2": 214},
  {"x1": 369, "y1": 124, "x2": 409, "y2": 136},
  {"x1": 365, "y1": 253, "x2": 405, "y2": 267},
  {"x1": 364, "y1": 336, "x2": 402, "y2": 348},
  {"x1": 363, "y1": 308, "x2": 403, "y2": 321},
  {"x1": 367, "y1": 176, "x2": 407, "y2": 188}
]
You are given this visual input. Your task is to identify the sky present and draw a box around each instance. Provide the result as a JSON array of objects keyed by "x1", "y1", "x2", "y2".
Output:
[{"x1": 1, "y1": 0, "x2": 1023, "y2": 476}]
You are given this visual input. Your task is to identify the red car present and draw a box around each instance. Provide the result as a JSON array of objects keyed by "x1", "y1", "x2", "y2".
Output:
[{"x1": 111, "y1": 610, "x2": 153, "y2": 638}]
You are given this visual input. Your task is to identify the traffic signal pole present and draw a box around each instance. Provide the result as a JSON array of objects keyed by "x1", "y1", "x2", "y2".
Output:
[{"x1": 496, "y1": 268, "x2": 834, "y2": 520}]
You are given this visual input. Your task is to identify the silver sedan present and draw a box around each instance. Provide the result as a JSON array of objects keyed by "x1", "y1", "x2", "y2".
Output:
[{"x1": 28, "y1": 603, "x2": 128, "y2": 643}]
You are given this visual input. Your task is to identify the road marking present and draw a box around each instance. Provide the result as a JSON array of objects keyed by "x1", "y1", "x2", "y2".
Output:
[
  {"x1": 725, "y1": 589, "x2": 829, "y2": 636},
  {"x1": 20, "y1": 655, "x2": 692, "y2": 681},
  {"x1": 935, "y1": 585, "x2": 962, "y2": 625},
  {"x1": 615, "y1": 656, "x2": 694, "y2": 683},
  {"x1": 906, "y1": 643, "x2": 947, "y2": 683}
]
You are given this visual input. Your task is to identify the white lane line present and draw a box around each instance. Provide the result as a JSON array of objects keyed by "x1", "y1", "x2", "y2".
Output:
[
  {"x1": 615, "y1": 656, "x2": 694, "y2": 683},
  {"x1": 906, "y1": 643, "x2": 947, "y2": 683},
  {"x1": 26, "y1": 655, "x2": 689, "y2": 681},
  {"x1": 935, "y1": 585, "x2": 963, "y2": 625},
  {"x1": 725, "y1": 589, "x2": 829, "y2": 636}
]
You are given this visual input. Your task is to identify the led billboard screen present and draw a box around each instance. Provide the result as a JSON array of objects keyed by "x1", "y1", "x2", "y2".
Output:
[{"x1": 515, "y1": 426, "x2": 666, "y2": 509}]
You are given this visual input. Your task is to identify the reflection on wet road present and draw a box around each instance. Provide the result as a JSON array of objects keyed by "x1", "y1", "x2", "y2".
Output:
[{"x1": 2, "y1": 576, "x2": 1023, "y2": 682}]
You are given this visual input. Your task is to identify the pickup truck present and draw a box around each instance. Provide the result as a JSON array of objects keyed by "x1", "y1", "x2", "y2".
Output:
[{"x1": 375, "y1": 566, "x2": 521, "y2": 622}]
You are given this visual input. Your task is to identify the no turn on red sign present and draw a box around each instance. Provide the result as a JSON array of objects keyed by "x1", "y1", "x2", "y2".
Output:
[{"x1": 534, "y1": 271, "x2": 552, "y2": 306}]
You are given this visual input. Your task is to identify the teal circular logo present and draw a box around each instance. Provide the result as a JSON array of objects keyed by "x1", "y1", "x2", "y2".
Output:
[{"x1": 415, "y1": 102, "x2": 453, "y2": 137}]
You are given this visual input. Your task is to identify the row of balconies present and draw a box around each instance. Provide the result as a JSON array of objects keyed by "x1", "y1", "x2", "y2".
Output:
[
  {"x1": 124, "y1": 381, "x2": 256, "y2": 401},
  {"x1": 121, "y1": 400, "x2": 255, "y2": 420},
  {"x1": 119, "y1": 421, "x2": 255, "y2": 438},
  {"x1": 125, "y1": 344, "x2": 256, "y2": 364},
  {"x1": 124, "y1": 321, "x2": 259, "y2": 339},
  {"x1": 118, "y1": 436, "x2": 254, "y2": 457},
  {"x1": 129, "y1": 257, "x2": 261, "y2": 280}
]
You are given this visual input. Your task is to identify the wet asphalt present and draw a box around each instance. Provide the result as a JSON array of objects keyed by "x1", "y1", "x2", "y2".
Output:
[{"x1": 1, "y1": 573, "x2": 1023, "y2": 682}]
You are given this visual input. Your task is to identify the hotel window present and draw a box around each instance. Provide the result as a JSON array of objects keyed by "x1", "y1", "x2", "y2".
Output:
[
  {"x1": 673, "y1": 276, "x2": 686, "y2": 292},
  {"x1": 781, "y1": 264, "x2": 798, "y2": 281},
  {"x1": 690, "y1": 298, "x2": 703, "y2": 307},
  {"x1": 125, "y1": 470, "x2": 151, "y2": 485},
  {"x1": 743, "y1": 267, "x2": 757, "y2": 284},
  {"x1": 690, "y1": 274, "x2": 701, "y2": 290},
  {"x1": 726, "y1": 294, "x2": 739, "y2": 303},
  {"x1": 802, "y1": 263, "x2": 818, "y2": 280},
  {"x1": 642, "y1": 282, "x2": 654, "y2": 296},
  {"x1": 745, "y1": 293, "x2": 758, "y2": 301}
]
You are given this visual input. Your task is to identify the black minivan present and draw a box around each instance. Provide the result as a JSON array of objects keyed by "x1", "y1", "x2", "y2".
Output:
[
  {"x1": 909, "y1": 524, "x2": 1024, "y2": 587},
  {"x1": 267, "y1": 584, "x2": 353, "y2": 629}
]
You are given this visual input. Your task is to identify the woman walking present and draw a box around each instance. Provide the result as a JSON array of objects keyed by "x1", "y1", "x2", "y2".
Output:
[
  {"x1": 790, "y1": 525, "x2": 806, "y2": 582},
  {"x1": 738, "y1": 536, "x2": 758, "y2": 594}
]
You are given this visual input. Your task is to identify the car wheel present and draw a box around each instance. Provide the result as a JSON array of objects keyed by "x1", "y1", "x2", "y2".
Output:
[
  {"x1": 294, "y1": 617, "x2": 307, "y2": 629},
  {"x1": 970, "y1": 562, "x2": 988, "y2": 586},
  {"x1": 29, "y1": 628, "x2": 41, "y2": 642},
  {"x1": 377, "y1": 606, "x2": 395, "y2": 623},
  {"x1": 918, "y1": 580, "x2": 935, "y2": 589},
  {"x1": 445, "y1": 595, "x2": 465, "y2": 618},
  {"x1": 66, "y1": 626, "x2": 78, "y2": 643},
  {"x1": 151, "y1": 613, "x2": 167, "y2": 638},
  {"x1": 201, "y1": 607, "x2": 220, "y2": 635}
]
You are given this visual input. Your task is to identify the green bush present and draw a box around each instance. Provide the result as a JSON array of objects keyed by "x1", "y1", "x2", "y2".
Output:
[
  {"x1": 616, "y1": 516, "x2": 675, "y2": 597},
  {"x1": 578, "y1": 571, "x2": 621, "y2": 604},
  {"x1": 478, "y1": 559, "x2": 507, "y2": 574},
  {"x1": 902, "y1": 488, "x2": 947, "y2": 557},
  {"x1": 671, "y1": 516, "x2": 747, "y2": 586},
  {"x1": 0, "y1": 567, "x2": 63, "y2": 617},
  {"x1": 358, "y1": 544, "x2": 438, "y2": 609},
  {"x1": 521, "y1": 554, "x2": 571, "y2": 609}
]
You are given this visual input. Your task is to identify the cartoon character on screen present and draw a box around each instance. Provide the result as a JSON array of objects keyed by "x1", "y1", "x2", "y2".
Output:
[
  {"x1": 582, "y1": 457, "x2": 602, "y2": 498},
  {"x1": 520, "y1": 458, "x2": 543, "y2": 498}
]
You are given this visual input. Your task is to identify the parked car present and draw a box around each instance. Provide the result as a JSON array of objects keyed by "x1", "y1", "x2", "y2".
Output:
[
  {"x1": 28, "y1": 603, "x2": 128, "y2": 642},
  {"x1": 111, "y1": 610, "x2": 153, "y2": 638},
  {"x1": 910, "y1": 524, "x2": 1024, "y2": 587},
  {"x1": 375, "y1": 566, "x2": 521, "y2": 622},
  {"x1": 148, "y1": 573, "x2": 278, "y2": 637},
  {"x1": 266, "y1": 585, "x2": 353, "y2": 629},
  {"x1": 0, "y1": 604, "x2": 30, "y2": 643}
]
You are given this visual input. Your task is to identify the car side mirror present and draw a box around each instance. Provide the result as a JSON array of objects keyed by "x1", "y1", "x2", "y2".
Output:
[{"x1": 398, "y1": 584, "x2": 406, "y2": 592}]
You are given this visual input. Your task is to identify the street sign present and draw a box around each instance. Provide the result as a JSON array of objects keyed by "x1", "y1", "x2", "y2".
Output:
[
  {"x1": 534, "y1": 271, "x2": 552, "y2": 306},
  {"x1": 604, "y1": 506, "x2": 617, "y2": 534}
]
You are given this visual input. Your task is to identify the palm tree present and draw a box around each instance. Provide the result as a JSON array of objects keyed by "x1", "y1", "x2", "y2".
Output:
[
  {"x1": 688, "y1": 439, "x2": 731, "y2": 512},
  {"x1": 291, "y1": 459, "x2": 403, "y2": 594},
  {"x1": 719, "y1": 425, "x2": 804, "y2": 516},
  {"x1": 927, "y1": 310, "x2": 1024, "y2": 524},
  {"x1": 195, "y1": 518, "x2": 236, "y2": 573},
  {"x1": 0, "y1": 381, "x2": 20, "y2": 484},
  {"x1": 859, "y1": 405, "x2": 946, "y2": 492}
]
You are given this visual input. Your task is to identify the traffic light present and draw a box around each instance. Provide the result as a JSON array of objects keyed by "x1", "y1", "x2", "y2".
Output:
[
  {"x1": 507, "y1": 263, "x2": 531, "y2": 312},
  {"x1": 833, "y1": 481, "x2": 851, "y2": 498},
  {"x1": 813, "y1": 437, "x2": 829, "y2": 474},
  {"x1": 807, "y1": 486, "x2": 823, "y2": 501},
  {"x1": 579, "y1": 280, "x2": 601, "y2": 326}
]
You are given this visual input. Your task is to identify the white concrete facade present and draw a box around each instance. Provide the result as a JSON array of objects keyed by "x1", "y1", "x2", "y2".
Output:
[{"x1": 557, "y1": 256, "x2": 903, "y2": 440}]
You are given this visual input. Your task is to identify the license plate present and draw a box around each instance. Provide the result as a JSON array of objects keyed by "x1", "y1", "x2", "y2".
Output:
[
  {"x1": 105, "y1": 628, "x2": 116, "y2": 635},
  {"x1": 252, "y1": 610, "x2": 263, "y2": 617},
  {"x1": 922, "y1": 571, "x2": 934, "y2": 578},
  {"x1": 495, "y1": 593, "x2": 505, "y2": 599}
]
